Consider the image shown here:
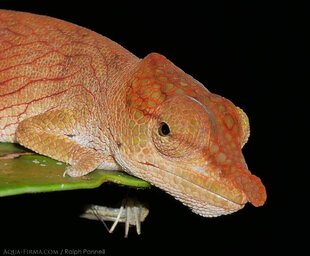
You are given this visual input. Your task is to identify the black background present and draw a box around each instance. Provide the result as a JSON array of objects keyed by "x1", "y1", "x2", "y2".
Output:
[{"x1": 0, "y1": 1, "x2": 307, "y2": 255}]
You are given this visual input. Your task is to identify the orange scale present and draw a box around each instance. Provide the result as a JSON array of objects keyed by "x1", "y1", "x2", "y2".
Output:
[
  {"x1": 156, "y1": 94, "x2": 166, "y2": 105},
  {"x1": 218, "y1": 105, "x2": 226, "y2": 113},
  {"x1": 149, "y1": 91, "x2": 160, "y2": 101},
  {"x1": 221, "y1": 145, "x2": 230, "y2": 154},
  {"x1": 140, "y1": 79, "x2": 150, "y2": 86},
  {"x1": 155, "y1": 68, "x2": 165, "y2": 75},
  {"x1": 130, "y1": 78, "x2": 140, "y2": 90},
  {"x1": 210, "y1": 95, "x2": 223, "y2": 103},
  {"x1": 152, "y1": 83, "x2": 161, "y2": 89},
  {"x1": 141, "y1": 70, "x2": 154, "y2": 79},
  {"x1": 157, "y1": 76, "x2": 168, "y2": 82},
  {"x1": 233, "y1": 124, "x2": 239, "y2": 134},
  {"x1": 133, "y1": 103, "x2": 144, "y2": 112},
  {"x1": 223, "y1": 113, "x2": 234, "y2": 130},
  {"x1": 179, "y1": 81, "x2": 188, "y2": 87},
  {"x1": 140, "y1": 87, "x2": 153, "y2": 99},
  {"x1": 161, "y1": 82, "x2": 175, "y2": 93},
  {"x1": 129, "y1": 93, "x2": 139, "y2": 104}
]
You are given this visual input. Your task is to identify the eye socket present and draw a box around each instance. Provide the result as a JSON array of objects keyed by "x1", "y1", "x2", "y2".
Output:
[{"x1": 158, "y1": 122, "x2": 170, "y2": 136}]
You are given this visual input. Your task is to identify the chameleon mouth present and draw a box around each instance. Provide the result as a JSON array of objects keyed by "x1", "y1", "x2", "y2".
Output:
[
  {"x1": 136, "y1": 161, "x2": 246, "y2": 217},
  {"x1": 176, "y1": 188, "x2": 245, "y2": 218},
  {"x1": 162, "y1": 168, "x2": 246, "y2": 217}
]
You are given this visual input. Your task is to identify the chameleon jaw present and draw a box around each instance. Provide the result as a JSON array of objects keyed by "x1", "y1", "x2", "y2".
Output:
[
  {"x1": 158, "y1": 168, "x2": 247, "y2": 217},
  {"x1": 173, "y1": 188, "x2": 245, "y2": 218},
  {"x1": 126, "y1": 160, "x2": 247, "y2": 218}
]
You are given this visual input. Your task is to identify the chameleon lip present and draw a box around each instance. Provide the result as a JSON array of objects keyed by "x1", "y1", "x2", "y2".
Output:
[
  {"x1": 151, "y1": 165, "x2": 245, "y2": 217},
  {"x1": 136, "y1": 160, "x2": 246, "y2": 207},
  {"x1": 172, "y1": 168, "x2": 246, "y2": 206}
]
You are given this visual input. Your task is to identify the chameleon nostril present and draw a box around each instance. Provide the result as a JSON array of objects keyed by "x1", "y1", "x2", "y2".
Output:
[{"x1": 158, "y1": 122, "x2": 170, "y2": 136}]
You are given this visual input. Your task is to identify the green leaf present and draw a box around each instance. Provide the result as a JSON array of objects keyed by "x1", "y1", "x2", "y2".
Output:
[{"x1": 0, "y1": 142, "x2": 150, "y2": 197}]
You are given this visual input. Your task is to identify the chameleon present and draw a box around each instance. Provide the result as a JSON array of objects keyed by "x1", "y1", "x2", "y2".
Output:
[{"x1": 0, "y1": 10, "x2": 266, "y2": 218}]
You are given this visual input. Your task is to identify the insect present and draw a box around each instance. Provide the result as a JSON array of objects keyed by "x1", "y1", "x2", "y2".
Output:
[{"x1": 80, "y1": 198, "x2": 149, "y2": 237}]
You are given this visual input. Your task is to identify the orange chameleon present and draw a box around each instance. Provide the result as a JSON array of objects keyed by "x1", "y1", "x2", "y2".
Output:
[{"x1": 0, "y1": 10, "x2": 266, "y2": 217}]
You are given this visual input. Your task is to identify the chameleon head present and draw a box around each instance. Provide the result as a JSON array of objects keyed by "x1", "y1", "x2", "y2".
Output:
[{"x1": 111, "y1": 53, "x2": 266, "y2": 217}]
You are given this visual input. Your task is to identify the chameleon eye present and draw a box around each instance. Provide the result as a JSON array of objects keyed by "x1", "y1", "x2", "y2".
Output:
[
  {"x1": 152, "y1": 96, "x2": 211, "y2": 159},
  {"x1": 158, "y1": 122, "x2": 170, "y2": 136}
]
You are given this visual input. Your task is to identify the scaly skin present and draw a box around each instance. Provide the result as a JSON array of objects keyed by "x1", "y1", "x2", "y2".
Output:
[{"x1": 0, "y1": 10, "x2": 266, "y2": 217}]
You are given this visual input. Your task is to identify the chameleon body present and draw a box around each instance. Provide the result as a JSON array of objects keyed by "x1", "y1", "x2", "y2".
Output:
[{"x1": 0, "y1": 10, "x2": 266, "y2": 217}]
